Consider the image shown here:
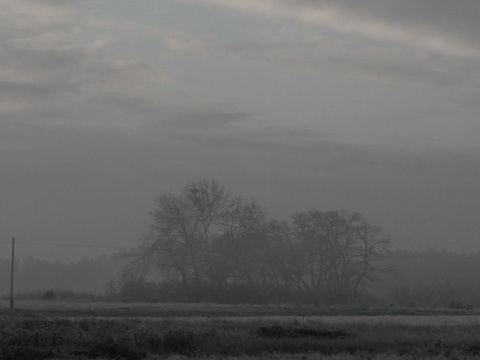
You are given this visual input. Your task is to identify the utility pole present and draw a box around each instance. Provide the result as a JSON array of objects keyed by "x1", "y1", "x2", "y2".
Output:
[{"x1": 10, "y1": 237, "x2": 15, "y2": 309}]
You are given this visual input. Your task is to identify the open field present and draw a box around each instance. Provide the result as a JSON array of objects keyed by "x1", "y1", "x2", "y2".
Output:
[
  {"x1": 2, "y1": 299, "x2": 480, "y2": 318},
  {"x1": 2, "y1": 301, "x2": 480, "y2": 359}
]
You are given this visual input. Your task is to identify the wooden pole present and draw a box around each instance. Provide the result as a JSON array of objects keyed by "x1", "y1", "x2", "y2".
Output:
[{"x1": 10, "y1": 237, "x2": 15, "y2": 309}]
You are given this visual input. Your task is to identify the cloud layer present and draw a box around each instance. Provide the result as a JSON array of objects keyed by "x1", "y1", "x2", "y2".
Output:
[{"x1": 198, "y1": 0, "x2": 480, "y2": 58}]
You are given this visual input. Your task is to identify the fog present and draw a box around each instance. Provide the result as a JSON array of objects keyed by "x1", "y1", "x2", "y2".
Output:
[{"x1": 0, "y1": 1, "x2": 479, "y2": 305}]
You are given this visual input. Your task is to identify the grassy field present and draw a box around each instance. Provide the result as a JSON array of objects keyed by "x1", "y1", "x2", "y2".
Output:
[
  {"x1": 2, "y1": 299, "x2": 479, "y2": 318},
  {"x1": 1, "y1": 300, "x2": 480, "y2": 359}
]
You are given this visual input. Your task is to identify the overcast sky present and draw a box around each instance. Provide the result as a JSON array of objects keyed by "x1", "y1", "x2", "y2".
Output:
[{"x1": 1, "y1": 0, "x2": 479, "y2": 261}]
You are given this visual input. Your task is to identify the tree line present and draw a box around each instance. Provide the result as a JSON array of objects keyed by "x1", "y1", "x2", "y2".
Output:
[
  {"x1": 122, "y1": 178, "x2": 391, "y2": 303},
  {"x1": 0, "y1": 254, "x2": 120, "y2": 297}
]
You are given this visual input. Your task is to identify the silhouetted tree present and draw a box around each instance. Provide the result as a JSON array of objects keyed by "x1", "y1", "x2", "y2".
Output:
[
  {"x1": 124, "y1": 178, "x2": 265, "y2": 293},
  {"x1": 292, "y1": 209, "x2": 391, "y2": 299},
  {"x1": 123, "y1": 179, "x2": 392, "y2": 303}
]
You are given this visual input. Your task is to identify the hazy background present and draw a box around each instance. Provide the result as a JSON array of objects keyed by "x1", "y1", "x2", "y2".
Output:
[{"x1": 1, "y1": 0, "x2": 479, "y2": 262}]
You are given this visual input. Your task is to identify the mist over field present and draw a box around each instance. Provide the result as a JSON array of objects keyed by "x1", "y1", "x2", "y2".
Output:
[{"x1": 2, "y1": 237, "x2": 480, "y2": 308}]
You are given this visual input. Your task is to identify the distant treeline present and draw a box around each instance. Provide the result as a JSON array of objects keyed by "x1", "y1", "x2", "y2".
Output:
[
  {"x1": 373, "y1": 249, "x2": 480, "y2": 308},
  {"x1": 108, "y1": 248, "x2": 480, "y2": 306},
  {"x1": 0, "y1": 254, "x2": 122, "y2": 297},
  {"x1": 1, "y1": 249, "x2": 480, "y2": 306}
]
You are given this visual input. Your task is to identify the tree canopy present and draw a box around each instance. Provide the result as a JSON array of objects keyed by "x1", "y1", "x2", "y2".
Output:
[{"x1": 124, "y1": 178, "x2": 391, "y2": 302}]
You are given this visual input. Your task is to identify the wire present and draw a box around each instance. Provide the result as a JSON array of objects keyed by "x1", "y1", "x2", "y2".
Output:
[
  {"x1": 0, "y1": 241, "x2": 474, "y2": 258},
  {"x1": 13, "y1": 242, "x2": 132, "y2": 250}
]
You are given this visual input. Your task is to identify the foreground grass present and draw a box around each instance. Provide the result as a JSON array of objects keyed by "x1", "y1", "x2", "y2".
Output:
[{"x1": 2, "y1": 315, "x2": 480, "y2": 360}]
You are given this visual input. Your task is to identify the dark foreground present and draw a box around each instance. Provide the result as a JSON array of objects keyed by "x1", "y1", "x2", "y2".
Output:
[{"x1": 1, "y1": 302, "x2": 480, "y2": 359}]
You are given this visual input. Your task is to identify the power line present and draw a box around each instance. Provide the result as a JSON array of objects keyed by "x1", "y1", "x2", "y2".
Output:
[
  {"x1": 0, "y1": 241, "x2": 132, "y2": 250},
  {"x1": 0, "y1": 241, "x2": 476, "y2": 258}
]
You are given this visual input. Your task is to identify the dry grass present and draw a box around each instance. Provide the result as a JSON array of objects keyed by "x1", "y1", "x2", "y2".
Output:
[
  {"x1": 1, "y1": 316, "x2": 480, "y2": 359},
  {"x1": 2, "y1": 301, "x2": 480, "y2": 359}
]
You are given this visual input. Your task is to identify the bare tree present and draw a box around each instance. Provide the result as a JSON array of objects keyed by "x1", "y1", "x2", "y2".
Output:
[
  {"x1": 184, "y1": 178, "x2": 230, "y2": 265},
  {"x1": 216, "y1": 197, "x2": 266, "y2": 286},
  {"x1": 292, "y1": 209, "x2": 391, "y2": 299},
  {"x1": 125, "y1": 178, "x2": 266, "y2": 291},
  {"x1": 122, "y1": 178, "x2": 391, "y2": 303},
  {"x1": 257, "y1": 219, "x2": 314, "y2": 291},
  {"x1": 292, "y1": 211, "x2": 328, "y2": 291}
]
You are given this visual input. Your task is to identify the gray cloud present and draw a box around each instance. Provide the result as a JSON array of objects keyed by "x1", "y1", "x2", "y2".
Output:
[
  {"x1": 222, "y1": 34, "x2": 475, "y2": 88},
  {"x1": 326, "y1": 0, "x2": 480, "y2": 46},
  {"x1": 183, "y1": 2, "x2": 480, "y2": 92},
  {"x1": 201, "y1": 0, "x2": 480, "y2": 58},
  {"x1": 0, "y1": 41, "x2": 175, "y2": 132}
]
